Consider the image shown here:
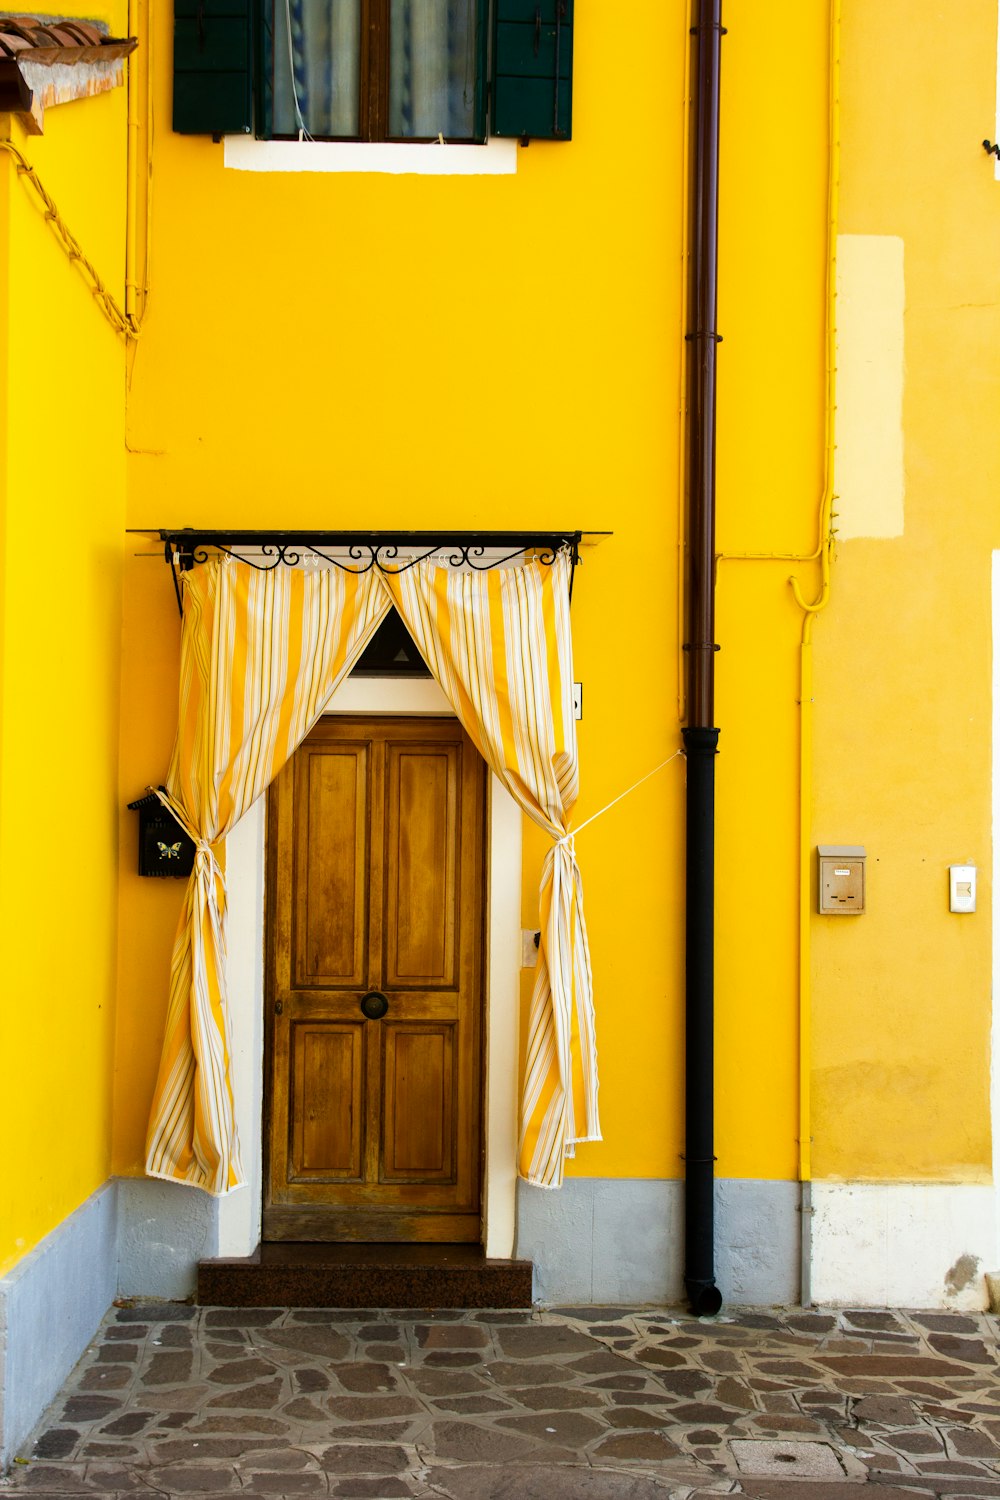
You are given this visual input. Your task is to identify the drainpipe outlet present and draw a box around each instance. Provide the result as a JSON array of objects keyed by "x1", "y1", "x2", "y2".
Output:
[{"x1": 685, "y1": 1278, "x2": 723, "y2": 1317}]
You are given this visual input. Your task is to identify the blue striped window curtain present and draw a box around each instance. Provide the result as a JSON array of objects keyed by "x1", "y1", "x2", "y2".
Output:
[
  {"x1": 273, "y1": 0, "x2": 476, "y2": 139},
  {"x1": 389, "y1": 0, "x2": 477, "y2": 138},
  {"x1": 274, "y1": 0, "x2": 360, "y2": 138}
]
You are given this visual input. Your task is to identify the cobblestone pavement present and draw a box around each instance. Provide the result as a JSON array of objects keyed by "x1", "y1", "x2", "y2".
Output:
[{"x1": 3, "y1": 1303, "x2": 1000, "y2": 1499}]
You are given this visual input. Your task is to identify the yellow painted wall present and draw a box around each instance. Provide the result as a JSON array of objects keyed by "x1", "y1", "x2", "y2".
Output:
[
  {"x1": 810, "y1": 1, "x2": 998, "y2": 1181},
  {"x1": 0, "y1": 0, "x2": 991, "y2": 1278},
  {"x1": 0, "y1": 50, "x2": 128, "y2": 1273},
  {"x1": 116, "y1": 2, "x2": 834, "y2": 1187}
]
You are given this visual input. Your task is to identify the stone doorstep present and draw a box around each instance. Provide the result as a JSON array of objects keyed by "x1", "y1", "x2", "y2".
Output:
[{"x1": 197, "y1": 1247, "x2": 534, "y2": 1311}]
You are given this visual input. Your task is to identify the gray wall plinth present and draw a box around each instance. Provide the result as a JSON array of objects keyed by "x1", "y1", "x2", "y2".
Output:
[
  {"x1": 0, "y1": 1180, "x2": 117, "y2": 1471},
  {"x1": 715, "y1": 1179, "x2": 801, "y2": 1304},
  {"x1": 116, "y1": 1177, "x2": 219, "y2": 1300},
  {"x1": 516, "y1": 1177, "x2": 800, "y2": 1306}
]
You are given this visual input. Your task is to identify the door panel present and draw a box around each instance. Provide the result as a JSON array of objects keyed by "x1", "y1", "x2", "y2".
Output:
[
  {"x1": 386, "y1": 745, "x2": 458, "y2": 987},
  {"x1": 382, "y1": 1023, "x2": 456, "y2": 1181},
  {"x1": 289, "y1": 1022, "x2": 364, "y2": 1180},
  {"x1": 292, "y1": 742, "x2": 369, "y2": 990},
  {"x1": 265, "y1": 715, "x2": 486, "y2": 1243}
]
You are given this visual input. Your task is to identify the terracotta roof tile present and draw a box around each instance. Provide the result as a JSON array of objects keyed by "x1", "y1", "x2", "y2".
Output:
[
  {"x1": 59, "y1": 20, "x2": 102, "y2": 43},
  {"x1": 0, "y1": 31, "x2": 35, "y2": 53},
  {"x1": 0, "y1": 12, "x2": 135, "y2": 65}
]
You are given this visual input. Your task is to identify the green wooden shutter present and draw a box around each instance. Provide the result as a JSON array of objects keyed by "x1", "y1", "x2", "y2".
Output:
[
  {"x1": 491, "y1": 0, "x2": 572, "y2": 141},
  {"x1": 173, "y1": 0, "x2": 252, "y2": 136}
]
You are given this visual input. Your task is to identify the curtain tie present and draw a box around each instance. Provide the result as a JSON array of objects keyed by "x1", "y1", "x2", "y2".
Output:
[
  {"x1": 194, "y1": 838, "x2": 227, "y2": 893},
  {"x1": 554, "y1": 751, "x2": 684, "y2": 851}
]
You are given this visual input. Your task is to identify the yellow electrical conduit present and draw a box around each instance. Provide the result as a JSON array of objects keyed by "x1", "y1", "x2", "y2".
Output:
[
  {"x1": 0, "y1": 0, "x2": 150, "y2": 342},
  {"x1": 125, "y1": 0, "x2": 152, "y2": 330},
  {"x1": 789, "y1": 0, "x2": 840, "y2": 1306}
]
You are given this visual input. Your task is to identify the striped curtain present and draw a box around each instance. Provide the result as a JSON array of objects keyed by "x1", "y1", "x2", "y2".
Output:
[
  {"x1": 382, "y1": 551, "x2": 601, "y2": 1188},
  {"x1": 145, "y1": 559, "x2": 390, "y2": 1194},
  {"x1": 388, "y1": 0, "x2": 476, "y2": 139}
]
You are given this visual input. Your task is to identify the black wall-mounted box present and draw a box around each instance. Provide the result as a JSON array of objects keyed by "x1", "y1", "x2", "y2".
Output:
[{"x1": 128, "y1": 788, "x2": 196, "y2": 878}]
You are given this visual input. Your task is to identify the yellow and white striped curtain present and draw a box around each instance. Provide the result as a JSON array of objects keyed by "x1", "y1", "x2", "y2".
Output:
[
  {"x1": 145, "y1": 559, "x2": 390, "y2": 1194},
  {"x1": 384, "y1": 551, "x2": 601, "y2": 1187},
  {"x1": 146, "y1": 549, "x2": 598, "y2": 1195}
]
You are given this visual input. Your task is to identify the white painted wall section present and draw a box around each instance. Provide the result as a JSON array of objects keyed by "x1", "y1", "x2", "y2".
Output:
[
  {"x1": 484, "y1": 784, "x2": 520, "y2": 1260},
  {"x1": 217, "y1": 799, "x2": 265, "y2": 1259},
  {"x1": 811, "y1": 1183, "x2": 997, "y2": 1309},
  {"x1": 835, "y1": 234, "x2": 905, "y2": 540}
]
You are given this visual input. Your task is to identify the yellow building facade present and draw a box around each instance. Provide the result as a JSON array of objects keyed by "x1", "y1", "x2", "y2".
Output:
[{"x1": 1, "y1": 0, "x2": 998, "y2": 1466}]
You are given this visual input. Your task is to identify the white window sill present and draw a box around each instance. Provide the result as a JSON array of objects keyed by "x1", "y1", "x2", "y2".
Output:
[{"x1": 223, "y1": 136, "x2": 518, "y2": 175}]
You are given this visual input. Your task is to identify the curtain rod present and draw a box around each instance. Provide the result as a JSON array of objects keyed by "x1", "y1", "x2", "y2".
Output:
[
  {"x1": 127, "y1": 529, "x2": 611, "y2": 613},
  {"x1": 129, "y1": 529, "x2": 612, "y2": 566}
]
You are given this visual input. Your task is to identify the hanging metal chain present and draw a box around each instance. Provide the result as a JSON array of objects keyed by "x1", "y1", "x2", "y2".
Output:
[{"x1": 0, "y1": 137, "x2": 142, "y2": 340}]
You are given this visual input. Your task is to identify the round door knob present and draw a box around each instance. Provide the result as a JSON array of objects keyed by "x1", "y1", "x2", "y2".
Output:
[{"x1": 360, "y1": 991, "x2": 389, "y2": 1020}]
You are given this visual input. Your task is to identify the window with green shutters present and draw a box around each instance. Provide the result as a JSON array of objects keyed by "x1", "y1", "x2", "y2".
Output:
[
  {"x1": 493, "y1": 0, "x2": 571, "y2": 141},
  {"x1": 173, "y1": 0, "x2": 572, "y2": 144},
  {"x1": 174, "y1": 0, "x2": 254, "y2": 136}
]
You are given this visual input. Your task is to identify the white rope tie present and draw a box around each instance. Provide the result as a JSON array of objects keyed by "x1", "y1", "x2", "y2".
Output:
[{"x1": 555, "y1": 750, "x2": 684, "y2": 850}]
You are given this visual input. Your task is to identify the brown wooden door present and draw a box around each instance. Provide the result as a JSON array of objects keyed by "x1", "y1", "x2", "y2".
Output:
[{"x1": 264, "y1": 715, "x2": 486, "y2": 1243}]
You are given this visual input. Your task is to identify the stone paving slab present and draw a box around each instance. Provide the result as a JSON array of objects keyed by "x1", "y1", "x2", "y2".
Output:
[{"x1": 1, "y1": 1304, "x2": 999, "y2": 1498}]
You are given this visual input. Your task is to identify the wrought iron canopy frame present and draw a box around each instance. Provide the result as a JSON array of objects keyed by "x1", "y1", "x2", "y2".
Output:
[{"x1": 132, "y1": 529, "x2": 606, "y2": 614}]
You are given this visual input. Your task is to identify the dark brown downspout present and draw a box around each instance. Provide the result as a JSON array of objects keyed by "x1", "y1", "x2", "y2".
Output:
[{"x1": 682, "y1": 0, "x2": 724, "y2": 1317}]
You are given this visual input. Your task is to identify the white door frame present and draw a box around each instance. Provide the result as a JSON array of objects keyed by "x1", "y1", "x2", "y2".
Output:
[{"x1": 218, "y1": 675, "x2": 522, "y2": 1260}]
